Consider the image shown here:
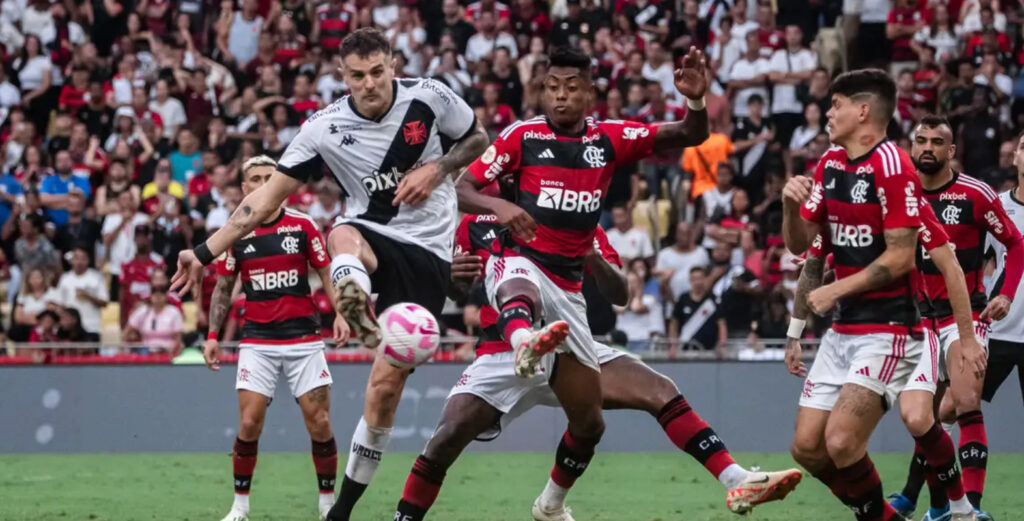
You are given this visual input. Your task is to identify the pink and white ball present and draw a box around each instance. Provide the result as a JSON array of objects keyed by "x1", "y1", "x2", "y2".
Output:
[{"x1": 378, "y1": 303, "x2": 441, "y2": 369}]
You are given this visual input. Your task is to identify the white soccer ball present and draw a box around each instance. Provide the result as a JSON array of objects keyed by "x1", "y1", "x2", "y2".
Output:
[{"x1": 378, "y1": 302, "x2": 441, "y2": 369}]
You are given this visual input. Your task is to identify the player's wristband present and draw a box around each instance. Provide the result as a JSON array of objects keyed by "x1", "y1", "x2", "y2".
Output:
[
  {"x1": 787, "y1": 318, "x2": 806, "y2": 339},
  {"x1": 207, "y1": 331, "x2": 218, "y2": 341},
  {"x1": 685, "y1": 96, "x2": 706, "y2": 111},
  {"x1": 194, "y1": 242, "x2": 215, "y2": 266}
]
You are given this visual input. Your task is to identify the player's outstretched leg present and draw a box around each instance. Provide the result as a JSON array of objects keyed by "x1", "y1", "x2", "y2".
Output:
[
  {"x1": 898, "y1": 389, "x2": 975, "y2": 520},
  {"x1": 298, "y1": 385, "x2": 337, "y2": 521},
  {"x1": 947, "y1": 340, "x2": 990, "y2": 518},
  {"x1": 534, "y1": 353, "x2": 605, "y2": 521},
  {"x1": 791, "y1": 407, "x2": 852, "y2": 507},
  {"x1": 222, "y1": 390, "x2": 268, "y2": 521},
  {"x1": 327, "y1": 225, "x2": 381, "y2": 348},
  {"x1": 327, "y1": 356, "x2": 408, "y2": 521},
  {"x1": 393, "y1": 394, "x2": 503, "y2": 521}
]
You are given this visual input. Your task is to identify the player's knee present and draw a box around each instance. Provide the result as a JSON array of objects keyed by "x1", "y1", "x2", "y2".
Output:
[
  {"x1": 790, "y1": 435, "x2": 826, "y2": 469},
  {"x1": 495, "y1": 281, "x2": 539, "y2": 313},
  {"x1": 823, "y1": 429, "x2": 862, "y2": 466},
  {"x1": 571, "y1": 413, "x2": 606, "y2": 442},
  {"x1": 899, "y1": 404, "x2": 934, "y2": 438},
  {"x1": 306, "y1": 409, "x2": 332, "y2": 439},
  {"x1": 239, "y1": 415, "x2": 264, "y2": 440}
]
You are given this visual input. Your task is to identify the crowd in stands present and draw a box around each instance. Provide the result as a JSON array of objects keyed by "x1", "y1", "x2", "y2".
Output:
[{"x1": 0, "y1": 0, "x2": 1021, "y2": 361}]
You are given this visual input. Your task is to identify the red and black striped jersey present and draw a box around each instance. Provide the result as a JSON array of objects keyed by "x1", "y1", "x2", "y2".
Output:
[
  {"x1": 217, "y1": 208, "x2": 330, "y2": 345},
  {"x1": 316, "y1": 2, "x2": 356, "y2": 51},
  {"x1": 801, "y1": 141, "x2": 925, "y2": 335},
  {"x1": 465, "y1": 116, "x2": 658, "y2": 292},
  {"x1": 917, "y1": 172, "x2": 1024, "y2": 327},
  {"x1": 454, "y1": 213, "x2": 621, "y2": 353}
]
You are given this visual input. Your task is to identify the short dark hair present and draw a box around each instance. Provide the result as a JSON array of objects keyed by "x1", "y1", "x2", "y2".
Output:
[
  {"x1": 690, "y1": 266, "x2": 709, "y2": 276},
  {"x1": 548, "y1": 46, "x2": 592, "y2": 77},
  {"x1": 830, "y1": 68, "x2": 896, "y2": 125},
  {"x1": 339, "y1": 28, "x2": 392, "y2": 60},
  {"x1": 916, "y1": 114, "x2": 952, "y2": 131}
]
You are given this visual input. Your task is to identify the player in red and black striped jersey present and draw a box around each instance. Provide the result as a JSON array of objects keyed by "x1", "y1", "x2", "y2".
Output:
[
  {"x1": 886, "y1": 116, "x2": 1022, "y2": 520},
  {"x1": 203, "y1": 156, "x2": 349, "y2": 521},
  {"x1": 389, "y1": 214, "x2": 801, "y2": 521}
]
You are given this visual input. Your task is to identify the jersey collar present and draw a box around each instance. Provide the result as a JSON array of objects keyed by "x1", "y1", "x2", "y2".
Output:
[
  {"x1": 347, "y1": 80, "x2": 398, "y2": 123},
  {"x1": 921, "y1": 171, "x2": 959, "y2": 195},
  {"x1": 845, "y1": 138, "x2": 889, "y2": 165},
  {"x1": 258, "y1": 208, "x2": 285, "y2": 228},
  {"x1": 1011, "y1": 188, "x2": 1024, "y2": 207},
  {"x1": 544, "y1": 116, "x2": 588, "y2": 138}
]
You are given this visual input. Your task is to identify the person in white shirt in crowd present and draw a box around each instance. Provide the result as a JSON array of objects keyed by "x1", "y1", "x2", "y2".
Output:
[
  {"x1": 0, "y1": 66, "x2": 21, "y2": 108},
  {"x1": 124, "y1": 276, "x2": 184, "y2": 356},
  {"x1": 700, "y1": 162, "x2": 737, "y2": 223},
  {"x1": 728, "y1": 30, "x2": 770, "y2": 119},
  {"x1": 616, "y1": 269, "x2": 665, "y2": 351},
  {"x1": 56, "y1": 246, "x2": 108, "y2": 342},
  {"x1": 642, "y1": 40, "x2": 677, "y2": 101},
  {"x1": 20, "y1": 0, "x2": 52, "y2": 41},
  {"x1": 10, "y1": 267, "x2": 59, "y2": 342},
  {"x1": 768, "y1": 25, "x2": 816, "y2": 153},
  {"x1": 605, "y1": 205, "x2": 654, "y2": 264},
  {"x1": 787, "y1": 103, "x2": 823, "y2": 174},
  {"x1": 911, "y1": 3, "x2": 964, "y2": 63},
  {"x1": 465, "y1": 10, "x2": 517, "y2": 64},
  {"x1": 219, "y1": 0, "x2": 263, "y2": 68},
  {"x1": 102, "y1": 188, "x2": 151, "y2": 295},
  {"x1": 149, "y1": 79, "x2": 187, "y2": 140},
  {"x1": 656, "y1": 221, "x2": 710, "y2": 301},
  {"x1": 708, "y1": 15, "x2": 744, "y2": 96},
  {"x1": 729, "y1": 0, "x2": 759, "y2": 43},
  {"x1": 387, "y1": 5, "x2": 427, "y2": 76},
  {"x1": 960, "y1": 0, "x2": 1006, "y2": 33}
]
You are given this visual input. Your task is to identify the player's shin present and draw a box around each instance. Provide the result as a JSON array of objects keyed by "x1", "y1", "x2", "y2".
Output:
[
  {"x1": 956, "y1": 410, "x2": 988, "y2": 508},
  {"x1": 839, "y1": 454, "x2": 903, "y2": 521},
  {"x1": 328, "y1": 416, "x2": 392, "y2": 521},
  {"x1": 312, "y1": 438, "x2": 338, "y2": 512},
  {"x1": 232, "y1": 437, "x2": 258, "y2": 513},
  {"x1": 498, "y1": 298, "x2": 534, "y2": 347},
  {"x1": 914, "y1": 423, "x2": 972, "y2": 514},
  {"x1": 655, "y1": 394, "x2": 746, "y2": 488},
  {"x1": 539, "y1": 430, "x2": 600, "y2": 512},
  {"x1": 394, "y1": 455, "x2": 447, "y2": 521},
  {"x1": 898, "y1": 443, "x2": 927, "y2": 506}
]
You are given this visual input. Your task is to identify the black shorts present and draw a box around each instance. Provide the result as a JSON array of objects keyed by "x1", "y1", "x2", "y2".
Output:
[
  {"x1": 982, "y1": 338, "x2": 1024, "y2": 404},
  {"x1": 344, "y1": 222, "x2": 451, "y2": 318}
]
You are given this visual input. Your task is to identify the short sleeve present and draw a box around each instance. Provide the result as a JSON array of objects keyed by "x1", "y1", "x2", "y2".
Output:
[
  {"x1": 602, "y1": 120, "x2": 659, "y2": 164},
  {"x1": 418, "y1": 79, "x2": 476, "y2": 141},
  {"x1": 169, "y1": 308, "x2": 184, "y2": 333},
  {"x1": 977, "y1": 188, "x2": 1021, "y2": 245},
  {"x1": 465, "y1": 132, "x2": 521, "y2": 186},
  {"x1": 454, "y1": 215, "x2": 473, "y2": 256},
  {"x1": 875, "y1": 151, "x2": 923, "y2": 230},
  {"x1": 217, "y1": 248, "x2": 238, "y2": 276},
  {"x1": 799, "y1": 160, "x2": 826, "y2": 224},
  {"x1": 594, "y1": 227, "x2": 623, "y2": 268},
  {"x1": 303, "y1": 219, "x2": 330, "y2": 269},
  {"x1": 918, "y1": 201, "x2": 949, "y2": 250},
  {"x1": 277, "y1": 118, "x2": 326, "y2": 183},
  {"x1": 127, "y1": 307, "x2": 145, "y2": 330}
]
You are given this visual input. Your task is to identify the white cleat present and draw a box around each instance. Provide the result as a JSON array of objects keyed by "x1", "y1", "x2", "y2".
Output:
[
  {"x1": 334, "y1": 276, "x2": 381, "y2": 348},
  {"x1": 219, "y1": 508, "x2": 249, "y2": 521},
  {"x1": 726, "y1": 468, "x2": 803, "y2": 515},
  {"x1": 514, "y1": 321, "x2": 569, "y2": 378},
  {"x1": 532, "y1": 498, "x2": 576, "y2": 521},
  {"x1": 318, "y1": 501, "x2": 333, "y2": 521}
]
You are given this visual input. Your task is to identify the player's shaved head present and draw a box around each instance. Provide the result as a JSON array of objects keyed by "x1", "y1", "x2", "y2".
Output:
[{"x1": 830, "y1": 69, "x2": 896, "y2": 126}]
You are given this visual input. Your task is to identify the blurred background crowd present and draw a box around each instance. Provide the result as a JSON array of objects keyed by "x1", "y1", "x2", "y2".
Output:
[{"x1": 0, "y1": 0, "x2": 1019, "y2": 361}]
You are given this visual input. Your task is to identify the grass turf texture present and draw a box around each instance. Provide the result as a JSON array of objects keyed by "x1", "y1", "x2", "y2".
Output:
[{"x1": 2, "y1": 453, "x2": 1021, "y2": 520}]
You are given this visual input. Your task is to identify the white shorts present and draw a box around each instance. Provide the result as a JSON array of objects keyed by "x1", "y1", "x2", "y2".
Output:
[
  {"x1": 842, "y1": 0, "x2": 862, "y2": 15},
  {"x1": 905, "y1": 320, "x2": 989, "y2": 392},
  {"x1": 483, "y1": 255, "x2": 599, "y2": 371},
  {"x1": 799, "y1": 329, "x2": 926, "y2": 411},
  {"x1": 236, "y1": 341, "x2": 333, "y2": 399},
  {"x1": 447, "y1": 343, "x2": 628, "y2": 440}
]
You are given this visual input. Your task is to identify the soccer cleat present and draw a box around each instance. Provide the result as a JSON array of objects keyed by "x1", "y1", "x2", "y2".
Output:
[
  {"x1": 726, "y1": 468, "x2": 803, "y2": 515},
  {"x1": 975, "y1": 510, "x2": 994, "y2": 521},
  {"x1": 219, "y1": 508, "x2": 249, "y2": 521},
  {"x1": 334, "y1": 276, "x2": 381, "y2": 348},
  {"x1": 951, "y1": 512, "x2": 978, "y2": 521},
  {"x1": 889, "y1": 493, "x2": 917, "y2": 518},
  {"x1": 922, "y1": 506, "x2": 952, "y2": 521},
  {"x1": 532, "y1": 498, "x2": 575, "y2": 521},
  {"x1": 514, "y1": 321, "x2": 569, "y2": 378}
]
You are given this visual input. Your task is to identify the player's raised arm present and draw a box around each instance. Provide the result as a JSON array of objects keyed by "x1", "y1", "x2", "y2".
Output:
[{"x1": 651, "y1": 47, "x2": 710, "y2": 154}]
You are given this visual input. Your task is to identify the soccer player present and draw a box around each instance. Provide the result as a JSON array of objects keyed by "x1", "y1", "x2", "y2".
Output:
[
  {"x1": 170, "y1": 28, "x2": 489, "y2": 521},
  {"x1": 454, "y1": 45, "x2": 712, "y2": 520},
  {"x1": 887, "y1": 115, "x2": 1022, "y2": 521},
  {"x1": 201, "y1": 156, "x2": 347, "y2": 521},
  {"x1": 780, "y1": 68, "x2": 939, "y2": 521},
  {"x1": 390, "y1": 213, "x2": 802, "y2": 521}
]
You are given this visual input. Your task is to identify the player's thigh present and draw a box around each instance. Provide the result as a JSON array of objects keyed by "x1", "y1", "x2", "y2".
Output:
[
  {"x1": 423, "y1": 394, "x2": 503, "y2": 467},
  {"x1": 799, "y1": 330, "x2": 846, "y2": 411},
  {"x1": 844, "y1": 331, "x2": 924, "y2": 411},
  {"x1": 599, "y1": 353, "x2": 678, "y2": 414},
  {"x1": 297, "y1": 385, "x2": 332, "y2": 423},
  {"x1": 236, "y1": 347, "x2": 283, "y2": 399},
  {"x1": 547, "y1": 289, "x2": 601, "y2": 371},
  {"x1": 550, "y1": 353, "x2": 605, "y2": 437},
  {"x1": 328, "y1": 223, "x2": 379, "y2": 273},
  {"x1": 354, "y1": 223, "x2": 449, "y2": 316},
  {"x1": 904, "y1": 326, "x2": 941, "y2": 396}
]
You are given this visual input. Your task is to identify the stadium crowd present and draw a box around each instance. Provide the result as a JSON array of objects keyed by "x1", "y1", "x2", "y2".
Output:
[{"x1": 0, "y1": 0, "x2": 1021, "y2": 360}]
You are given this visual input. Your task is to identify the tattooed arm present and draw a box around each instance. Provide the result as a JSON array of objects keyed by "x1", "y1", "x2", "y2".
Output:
[
  {"x1": 793, "y1": 254, "x2": 825, "y2": 322},
  {"x1": 201, "y1": 273, "x2": 238, "y2": 371},
  {"x1": 438, "y1": 120, "x2": 491, "y2": 179}
]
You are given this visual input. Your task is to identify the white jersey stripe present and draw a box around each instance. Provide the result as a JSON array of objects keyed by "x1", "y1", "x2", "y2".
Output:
[
  {"x1": 499, "y1": 116, "x2": 545, "y2": 139},
  {"x1": 881, "y1": 142, "x2": 901, "y2": 177},
  {"x1": 958, "y1": 175, "x2": 998, "y2": 202},
  {"x1": 878, "y1": 143, "x2": 894, "y2": 178}
]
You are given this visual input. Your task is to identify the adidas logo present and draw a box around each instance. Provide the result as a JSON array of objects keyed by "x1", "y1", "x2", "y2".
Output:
[
  {"x1": 915, "y1": 374, "x2": 928, "y2": 382},
  {"x1": 856, "y1": 366, "x2": 870, "y2": 377},
  {"x1": 320, "y1": 369, "x2": 329, "y2": 379},
  {"x1": 539, "y1": 148, "x2": 555, "y2": 159},
  {"x1": 482, "y1": 229, "x2": 496, "y2": 241},
  {"x1": 244, "y1": 244, "x2": 256, "y2": 254}
]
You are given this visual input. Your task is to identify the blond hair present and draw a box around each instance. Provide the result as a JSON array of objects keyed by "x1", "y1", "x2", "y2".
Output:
[{"x1": 241, "y1": 155, "x2": 277, "y2": 180}]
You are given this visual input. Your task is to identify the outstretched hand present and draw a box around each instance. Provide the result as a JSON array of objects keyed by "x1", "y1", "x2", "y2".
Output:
[{"x1": 673, "y1": 46, "x2": 708, "y2": 100}]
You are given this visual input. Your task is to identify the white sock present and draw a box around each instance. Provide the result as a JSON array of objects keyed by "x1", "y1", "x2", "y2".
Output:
[
  {"x1": 318, "y1": 491, "x2": 335, "y2": 509},
  {"x1": 950, "y1": 495, "x2": 973, "y2": 514},
  {"x1": 538, "y1": 478, "x2": 569, "y2": 512},
  {"x1": 510, "y1": 328, "x2": 532, "y2": 348},
  {"x1": 718, "y1": 463, "x2": 751, "y2": 490},
  {"x1": 232, "y1": 493, "x2": 250, "y2": 513},
  {"x1": 344, "y1": 416, "x2": 392, "y2": 485},
  {"x1": 942, "y1": 421, "x2": 957, "y2": 441},
  {"x1": 330, "y1": 254, "x2": 371, "y2": 295}
]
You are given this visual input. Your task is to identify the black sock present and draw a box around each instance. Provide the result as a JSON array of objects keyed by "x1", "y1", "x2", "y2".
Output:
[
  {"x1": 900, "y1": 445, "x2": 927, "y2": 504},
  {"x1": 324, "y1": 475, "x2": 367, "y2": 521},
  {"x1": 394, "y1": 499, "x2": 429, "y2": 521}
]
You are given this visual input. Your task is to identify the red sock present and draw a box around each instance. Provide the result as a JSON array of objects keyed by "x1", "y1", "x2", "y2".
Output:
[
  {"x1": 498, "y1": 300, "x2": 533, "y2": 343},
  {"x1": 656, "y1": 395, "x2": 736, "y2": 479},
  {"x1": 957, "y1": 410, "x2": 988, "y2": 508},
  {"x1": 233, "y1": 437, "x2": 258, "y2": 494},
  {"x1": 811, "y1": 461, "x2": 849, "y2": 505},
  {"x1": 914, "y1": 423, "x2": 966, "y2": 502},
  {"x1": 311, "y1": 438, "x2": 337, "y2": 494},
  {"x1": 550, "y1": 430, "x2": 597, "y2": 489},
  {"x1": 400, "y1": 455, "x2": 447, "y2": 512},
  {"x1": 839, "y1": 454, "x2": 901, "y2": 521}
]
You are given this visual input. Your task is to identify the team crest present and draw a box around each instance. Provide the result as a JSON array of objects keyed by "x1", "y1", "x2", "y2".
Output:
[
  {"x1": 942, "y1": 205, "x2": 962, "y2": 224},
  {"x1": 403, "y1": 121, "x2": 427, "y2": 145},
  {"x1": 282, "y1": 235, "x2": 301, "y2": 255},
  {"x1": 850, "y1": 179, "x2": 869, "y2": 204},
  {"x1": 582, "y1": 145, "x2": 605, "y2": 168}
]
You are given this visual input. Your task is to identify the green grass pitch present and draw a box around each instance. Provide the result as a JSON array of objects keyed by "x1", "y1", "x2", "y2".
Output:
[{"x1": 2, "y1": 453, "x2": 1021, "y2": 520}]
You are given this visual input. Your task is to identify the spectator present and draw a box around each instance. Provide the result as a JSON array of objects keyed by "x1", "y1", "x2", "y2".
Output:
[
  {"x1": 742, "y1": 291, "x2": 790, "y2": 357},
  {"x1": 102, "y1": 189, "x2": 151, "y2": 295},
  {"x1": 489, "y1": 47, "x2": 523, "y2": 113},
  {"x1": 465, "y1": 0, "x2": 512, "y2": 30},
  {"x1": 142, "y1": 160, "x2": 185, "y2": 213},
  {"x1": 886, "y1": 0, "x2": 926, "y2": 76},
  {"x1": 655, "y1": 221, "x2": 710, "y2": 301},
  {"x1": 669, "y1": 266, "x2": 726, "y2": 353},
  {"x1": 57, "y1": 307, "x2": 90, "y2": 344},
  {"x1": 480, "y1": 82, "x2": 516, "y2": 135},
  {"x1": 56, "y1": 247, "x2": 107, "y2": 342},
  {"x1": 14, "y1": 34, "x2": 53, "y2": 134},
  {"x1": 11, "y1": 267, "x2": 59, "y2": 342},
  {"x1": 700, "y1": 162, "x2": 736, "y2": 225},
  {"x1": 434, "y1": 0, "x2": 476, "y2": 51},
  {"x1": 731, "y1": 94, "x2": 774, "y2": 204},
  {"x1": 896, "y1": 69, "x2": 925, "y2": 135},
  {"x1": 755, "y1": 2, "x2": 784, "y2": 57},
  {"x1": 28, "y1": 309, "x2": 60, "y2": 345},
  {"x1": 961, "y1": 0, "x2": 1007, "y2": 34},
  {"x1": 852, "y1": 0, "x2": 894, "y2": 70},
  {"x1": 912, "y1": 45, "x2": 941, "y2": 112},
  {"x1": 95, "y1": 159, "x2": 141, "y2": 217},
  {"x1": 912, "y1": 3, "x2": 964, "y2": 64},
  {"x1": 14, "y1": 144, "x2": 50, "y2": 187},
  {"x1": 58, "y1": 66, "x2": 91, "y2": 115},
  {"x1": 959, "y1": 86, "x2": 1003, "y2": 183},
  {"x1": 710, "y1": 15, "x2": 743, "y2": 93},
  {"x1": 709, "y1": 239, "x2": 761, "y2": 338},
  {"x1": 169, "y1": 128, "x2": 203, "y2": 185},
  {"x1": 313, "y1": 0, "x2": 359, "y2": 52},
  {"x1": 466, "y1": 10, "x2": 518, "y2": 64},
  {"x1": 729, "y1": 0, "x2": 759, "y2": 44},
  {"x1": 551, "y1": 0, "x2": 586, "y2": 47},
  {"x1": 0, "y1": 67, "x2": 21, "y2": 108},
  {"x1": 77, "y1": 78, "x2": 115, "y2": 141},
  {"x1": 219, "y1": 0, "x2": 264, "y2": 68},
  {"x1": 728, "y1": 30, "x2": 770, "y2": 120},
  {"x1": 940, "y1": 59, "x2": 977, "y2": 133},
  {"x1": 149, "y1": 79, "x2": 186, "y2": 140},
  {"x1": 638, "y1": 82, "x2": 686, "y2": 199},
  {"x1": 787, "y1": 103, "x2": 823, "y2": 174},
  {"x1": 118, "y1": 225, "x2": 164, "y2": 327},
  {"x1": 124, "y1": 278, "x2": 184, "y2": 356},
  {"x1": 3, "y1": 122, "x2": 33, "y2": 174},
  {"x1": 14, "y1": 213, "x2": 60, "y2": 276},
  {"x1": 431, "y1": 48, "x2": 473, "y2": 97},
  {"x1": 308, "y1": 181, "x2": 342, "y2": 230},
  {"x1": 681, "y1": 117, "x2": 734, "y2": 201},
  {"x1": 642, "y1": 41, "x2": 676, "y2": 101},
  {"x1": 768, "y1": 25, "x2": 816, "y2": 152},
  {"x1": 615, "y1": 270, "x2": 665, "y2": 351},
  {"x1": 974, "y1": 51, "x2": 1012, "y2": 114},
  {"x1": 54, "y1": 190, "x2": 101, "y2": 266},
  {"x1": 605, "y1": 206, "x2": 654, "y2": 264},
  {"x1": 192, "y1": 164, "x2": 232, "y2": 217}
]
